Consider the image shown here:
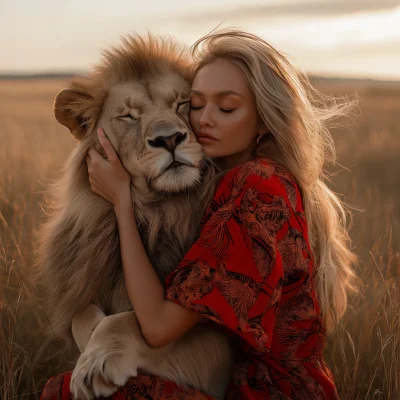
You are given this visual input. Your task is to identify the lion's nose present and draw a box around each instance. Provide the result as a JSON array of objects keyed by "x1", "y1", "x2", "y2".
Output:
[{"x1": 148, "y1": 132, "x2": 187, "y2": 153}]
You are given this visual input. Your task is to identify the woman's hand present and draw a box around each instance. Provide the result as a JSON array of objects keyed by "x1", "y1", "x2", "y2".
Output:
[{"x1": 86, "y1": 128, "x2": 132, "y2": 209}]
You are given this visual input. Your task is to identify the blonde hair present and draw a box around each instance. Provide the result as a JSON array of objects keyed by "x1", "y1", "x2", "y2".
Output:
[{"x1": 191, "y1": 29, "x2": 359, "y2": 332}]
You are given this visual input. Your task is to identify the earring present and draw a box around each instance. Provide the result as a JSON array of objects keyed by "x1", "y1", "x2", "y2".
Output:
[{"x1": 256, "y1": 134, "x2": 263, "y2": 145}]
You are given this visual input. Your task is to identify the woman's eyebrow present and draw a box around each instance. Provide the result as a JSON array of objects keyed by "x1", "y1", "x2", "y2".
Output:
[{"x1": 190, "y1": 89, "x2": 243, "y2": 98}]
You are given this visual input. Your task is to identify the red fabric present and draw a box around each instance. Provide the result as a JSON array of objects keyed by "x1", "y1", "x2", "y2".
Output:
[
  {"x1": 39, "y1": 371, "x2": 214, "y2": 400},
  {"x1": 40, "y1": 157, "x2": 339, "y2": 400}
]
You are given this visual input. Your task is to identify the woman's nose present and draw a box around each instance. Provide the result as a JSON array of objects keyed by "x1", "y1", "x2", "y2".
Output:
[{"x1": 199, "y1": 105, "x2": 214, "y2": 127}]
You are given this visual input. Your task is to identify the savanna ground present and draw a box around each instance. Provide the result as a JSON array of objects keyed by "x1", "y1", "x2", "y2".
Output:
[{"x1": 0, "y1": 77, "x2": 399, "y2": 399}]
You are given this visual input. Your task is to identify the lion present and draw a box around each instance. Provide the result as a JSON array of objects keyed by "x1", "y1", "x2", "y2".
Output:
[{"x1": 35, "y1": 34, "x2": 236, "y2": 399}]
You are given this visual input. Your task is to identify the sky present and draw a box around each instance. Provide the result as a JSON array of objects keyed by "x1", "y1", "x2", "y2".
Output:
[{"x1": 1, "y1": 0, "x2": 399, "y2": 80}]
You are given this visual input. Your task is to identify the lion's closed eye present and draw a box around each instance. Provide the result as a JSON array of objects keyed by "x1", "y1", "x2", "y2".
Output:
[{"x1": 117, "y1": 115, "x2": 136, "y2": 122}]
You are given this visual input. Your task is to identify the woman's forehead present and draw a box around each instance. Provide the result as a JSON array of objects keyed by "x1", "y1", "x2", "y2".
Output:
[{"x1": 192, "y1": 58, "x2": 251, "y2": 97}]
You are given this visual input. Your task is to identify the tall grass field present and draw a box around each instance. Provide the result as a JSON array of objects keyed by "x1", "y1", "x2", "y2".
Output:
[{"x1": 0, "y1": 77, "x2": 399, "y2": 399}]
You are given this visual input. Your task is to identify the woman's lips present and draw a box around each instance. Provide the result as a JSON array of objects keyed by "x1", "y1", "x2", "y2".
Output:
[{"x1": 196, "y1": 133, "x2": 218, "y2": 142}]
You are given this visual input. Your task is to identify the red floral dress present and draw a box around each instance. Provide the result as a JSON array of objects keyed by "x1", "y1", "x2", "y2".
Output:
[{"x1": 40, "y1": 157, "x2": 339, "y2": 400}]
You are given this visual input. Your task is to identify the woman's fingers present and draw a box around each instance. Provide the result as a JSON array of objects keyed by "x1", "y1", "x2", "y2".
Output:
[
  {"x1": 97, "y1": 128, "x2": 118, "y2": 163},
  {"x1": 84, "y1": 127, "x2": 130, "y2": 206},
  {"x1": 85, "y1": 128, "x2": 119, "y2": 166},
  {"x1": 87, "y1": 147, "x2": 102, "y2": 162},
  {"x1": 86, "y1": 148, "x2": 106, "y2": 177}
]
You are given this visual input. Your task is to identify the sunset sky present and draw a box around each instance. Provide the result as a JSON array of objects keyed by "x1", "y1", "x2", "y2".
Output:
[{"x1": 1, "y1": 0, "x2": 399, "y2": 80}]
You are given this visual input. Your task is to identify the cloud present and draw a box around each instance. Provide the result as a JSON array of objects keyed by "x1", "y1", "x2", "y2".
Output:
[
  {"x1": 266, "y1": 36, "x2": 400, "y2": 80},
  {"x1": 335, "y1": 38, "x2": 400, "y2": 57},
  {"x1": 177, "y1": 0, "x2": 400, "y2": 24}
]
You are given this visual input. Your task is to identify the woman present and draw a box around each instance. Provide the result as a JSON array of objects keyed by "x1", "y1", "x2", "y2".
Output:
[{"x1": 40, "y1": 29, "x2": 358, "y2": 399}]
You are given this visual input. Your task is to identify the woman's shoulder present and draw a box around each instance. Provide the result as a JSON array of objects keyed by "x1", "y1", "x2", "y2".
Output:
[
  {"x1": 215, "y1": 157, "x2": 302, "y2": 214},
  {"x1": 224, "y1": 157, "x2": 298, "y2": 192}
]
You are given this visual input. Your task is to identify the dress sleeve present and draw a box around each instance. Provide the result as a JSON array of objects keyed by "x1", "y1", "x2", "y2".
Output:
[{"x1": 165, "y1": 174, "x2": 290, "y2": 352}]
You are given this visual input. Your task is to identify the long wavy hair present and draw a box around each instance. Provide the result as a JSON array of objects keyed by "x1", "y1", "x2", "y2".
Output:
[{"x1": 190, "y1": 29, "x2": 359, "y2": 332}]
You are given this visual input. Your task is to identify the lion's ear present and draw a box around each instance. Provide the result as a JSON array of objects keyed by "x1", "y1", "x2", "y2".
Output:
[{"x1": 54, "y1": 89, "x2": 95, "y2": 139}]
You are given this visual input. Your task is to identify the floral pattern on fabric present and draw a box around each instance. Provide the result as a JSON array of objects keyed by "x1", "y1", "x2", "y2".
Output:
[{"x1": 165, "y1": 157, "x2": 339, "y2": 399}]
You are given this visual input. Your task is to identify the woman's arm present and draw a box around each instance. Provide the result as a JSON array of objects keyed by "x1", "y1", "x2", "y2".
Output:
[
  {"x1": 86, "y1": 128, "x2": 203, "y2": 348},
  {"x1": 114, "y1": 195, "x2": 204, "y2": 348}
]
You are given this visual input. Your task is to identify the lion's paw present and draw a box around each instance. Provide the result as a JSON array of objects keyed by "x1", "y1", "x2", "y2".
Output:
[{"x1": 70, "y1": 346, "x2": 139, "y2": 399}]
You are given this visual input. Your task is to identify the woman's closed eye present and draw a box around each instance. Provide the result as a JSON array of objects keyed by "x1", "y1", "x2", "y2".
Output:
[{"x1": 190, "y1": 105, "x2": 236, "y2": 113}]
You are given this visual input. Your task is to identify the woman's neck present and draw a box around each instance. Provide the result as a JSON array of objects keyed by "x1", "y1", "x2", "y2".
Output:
[{"x1": 215, "y1": 145, "x2": 258, "y2": 171}]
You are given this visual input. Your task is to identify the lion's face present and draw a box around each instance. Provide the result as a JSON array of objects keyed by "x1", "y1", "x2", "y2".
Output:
[{"x1": 97, "y1": 73, "x2": 203, "y2": 193}]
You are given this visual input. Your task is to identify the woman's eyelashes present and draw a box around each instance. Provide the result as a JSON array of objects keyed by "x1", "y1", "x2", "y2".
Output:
[{"x1": 190, "y1": 104, "x2": 236, "y2": 113}]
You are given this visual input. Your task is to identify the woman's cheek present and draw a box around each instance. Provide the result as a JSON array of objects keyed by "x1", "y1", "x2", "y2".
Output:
[{"x1": 189, "y1": 112, "x2": 199, "y2": 131}]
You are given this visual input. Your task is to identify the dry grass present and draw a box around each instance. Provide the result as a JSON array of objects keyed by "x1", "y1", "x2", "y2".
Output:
[{"x1": 0, "y1": 77, "x2": 399, "y2": 399}]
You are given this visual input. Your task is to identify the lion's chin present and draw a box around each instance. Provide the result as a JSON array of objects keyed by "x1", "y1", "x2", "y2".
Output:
[{"x1": 152, "y1": 165, "x2": 202, "y2": 193}]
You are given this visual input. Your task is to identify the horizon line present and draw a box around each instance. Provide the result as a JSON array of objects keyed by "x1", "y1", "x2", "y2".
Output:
[{"x1": 1, "y1": 71, "x2": 400, "y2": 85}]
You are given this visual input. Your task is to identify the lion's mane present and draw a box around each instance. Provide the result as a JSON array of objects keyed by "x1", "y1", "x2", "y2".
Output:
[{"x1": 34, "y1": 34, "x2": 216, "y2": 344}]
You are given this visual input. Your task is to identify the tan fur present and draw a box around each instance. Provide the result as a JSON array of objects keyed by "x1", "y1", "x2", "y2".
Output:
[
  {"x1": 70, "y1": 310, "x2": 234, "y2": 399},
  {"x1": 34, "y1": 33, "x2": 234, "y2": 398}
]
